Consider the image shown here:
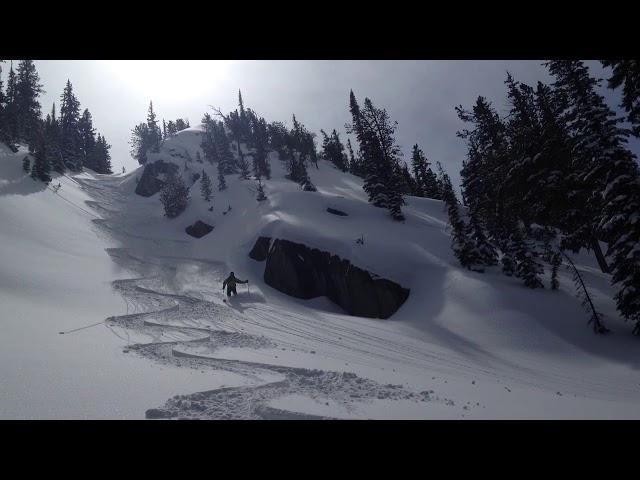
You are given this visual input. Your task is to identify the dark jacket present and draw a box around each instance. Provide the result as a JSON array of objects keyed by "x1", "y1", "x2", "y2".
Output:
[{"x1": 223, "y1": 274, "x2": 247, "y2": 290}]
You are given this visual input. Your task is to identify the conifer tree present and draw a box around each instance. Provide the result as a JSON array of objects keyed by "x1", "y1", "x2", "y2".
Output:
[
  {"x1": 44, "y1": 103, "x2": 63, "y2": 172},
  {"x1": 22, "y1": 155, "x2": 30, "y2": 172},
  {"x1": 547, "y1": 60, "x2": 640, "y2": 331},
  {"x1": 251, "y1": 116, "x2": 271, "y2": 179},
  {"x1": 146, "y1": 101, "x2": 162, "y2": 152},
  {"x1": 30, "y1": 130, "x2": 51, "y2": 183},
  {"x1": 438, "y1": 164, "x2": 478, "y2": 269},
  {"x1": 320, "y1": 129, "x2": 349, "y2": 171},
  {"x1": 200, "y1": 169, "x2": 212, "y2": 202},
  {"x1": 94, "y1": 134, "x2": 112, "y2": 174},
  {"x1": 78, "y1": 109, "x2": 97, "y2": 170},
  {"x1": 217, "y1": 160, "x2": 227, "y2": 191},
  {"x1": 601, "y1": 60, "x2": 640, "y2": 137},
  {"x1": 159, "y1": 173, "x2": 190, "y2": 218},
  {"x1": 256, "y1": 177, "x2": 267, "y2": 202},
  {"x1": 15, "y1": 60, "x2": 43, "y2": 145},
  {"x1": 130, "y1": 123, "x2": 150, "y2": 165},
  {"x1": 215, "y1": 121, "x2": 236, "y2": 174},
  {"x1": 59, "y1": 80, "x2": 82, "y2": 170},
  {"x1": 3, "y1": 63, "x2": 18, "y2": 145},
  {"x1": 347, "y1": 91, "x2": 405, "y2": 220},
  {"x1": 0, "y1": 64, "x2": 5, "y2": 143}
]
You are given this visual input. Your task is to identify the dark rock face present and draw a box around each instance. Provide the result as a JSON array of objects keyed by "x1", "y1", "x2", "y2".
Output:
[
  {"x1": 145, "y1": 408, "x2": 173, "y2": 419},
  {"x1": 185, "y1": 220, "x2": 214, "y2": 238},
  {"x1": 326, "y1": 207, "x2": 348, "y2": 216},
  {"x1": 135, "y1": 160, "x2": 179, "y2": 197},
  {"x1": 254, "y1": 238, "x2": 409, "y2": 319},
  {"x1": 249, "y1": 236, "x2": 272, "y2": 261}
]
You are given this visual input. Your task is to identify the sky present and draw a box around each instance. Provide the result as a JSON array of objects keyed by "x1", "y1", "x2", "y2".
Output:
[{"x1": 4, "y1": 60, "x2": 638, "y2": 190}]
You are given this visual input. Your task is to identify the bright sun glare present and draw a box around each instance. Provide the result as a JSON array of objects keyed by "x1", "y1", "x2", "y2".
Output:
[{"x1": 101, "y1": 60, "x2": 231, "y2": 104}]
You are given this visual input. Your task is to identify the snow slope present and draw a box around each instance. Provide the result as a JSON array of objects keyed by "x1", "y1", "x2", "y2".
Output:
[{"x1": 2, "y1": 128, "x2": 639, "y2": 419}]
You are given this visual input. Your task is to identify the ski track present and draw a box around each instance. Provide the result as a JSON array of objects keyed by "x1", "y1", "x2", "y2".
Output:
[{"x1": 75, "y1": 175, "x2": 640, "y2": 419}]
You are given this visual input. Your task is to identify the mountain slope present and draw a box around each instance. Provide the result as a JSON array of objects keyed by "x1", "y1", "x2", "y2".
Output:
[{"x1": 2, "y1": 130, "x2": 639, "y2": 419}]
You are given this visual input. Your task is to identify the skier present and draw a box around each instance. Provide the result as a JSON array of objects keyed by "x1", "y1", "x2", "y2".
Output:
[{"x1": 222, "y1": 271, "x2": 248, "y2": 298}]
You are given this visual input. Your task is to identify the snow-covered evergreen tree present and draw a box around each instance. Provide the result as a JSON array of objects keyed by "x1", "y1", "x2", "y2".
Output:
[
  {"x1": 59, "y1": 80, "x2": 82, "y2": 170},
  {"x1": 200, "y1": 170, "x2": 212, "y2": 202},
  {"x1": 146, "y1": 101, "x2": 162, "y2": 153},
  {"x1": 411, "y1": 144, "x2": 440, "y2": 199},
  {"x1": 160, "y1": 174, "x2": 190, "y2": 218},
  {"x1": 347, "y1": 91, "x2": 405, "y2": 220},
  {"x1": 78, "y1": 109, "x2": 97, "y2": 170},
  {"x1": 256, "y1": 177, "x2": 267, "y2": 201},
  {"x1": 251, "y1": 116, "x2": 271, "y2": 179},
  {"x1": 30, "y1": 131, "x2": 51, "y2": 184},
  {"x1": 217, "y1": 160, "x2": 227, "y2": 191},
  {"x1": 601, "y1": 60, "x2": 640, "y2": 138},
  {"x1": 15, "y1": 60, "x2": 43, "y2": 146},
  {"x1": 547, "y1": 60, "x2": 640, "y2": 332},
  {"x1": 320, "y1": 129, "x2": 349, "y2": 172}
]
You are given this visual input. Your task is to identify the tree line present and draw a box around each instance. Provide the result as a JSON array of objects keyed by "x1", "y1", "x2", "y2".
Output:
[
  {"x1": 441, "y1": 60, "x2": 640, "y2": 335},
  {"x1": 0, "y1": 60, "x2": 112, "y2": 183}
]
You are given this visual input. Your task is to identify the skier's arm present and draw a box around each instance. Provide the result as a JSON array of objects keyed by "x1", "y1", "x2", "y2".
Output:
[{"x1": 238, "y1": 279, "x2": 248, "y2": 284}]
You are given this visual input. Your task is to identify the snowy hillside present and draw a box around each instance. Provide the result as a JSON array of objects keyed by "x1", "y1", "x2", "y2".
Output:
[{"x1": 2, "y1": 130, "x2": 640, "y2": 420}]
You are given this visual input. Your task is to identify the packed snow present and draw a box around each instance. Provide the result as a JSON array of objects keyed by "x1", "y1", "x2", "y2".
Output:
[{"x1": 1, "y1": 129, "x2": 639, "y2": 420}]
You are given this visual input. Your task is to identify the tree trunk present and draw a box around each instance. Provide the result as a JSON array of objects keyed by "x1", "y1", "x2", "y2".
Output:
[{"x1": 590, "y1": 237, "x2": 609, "y2": 274}]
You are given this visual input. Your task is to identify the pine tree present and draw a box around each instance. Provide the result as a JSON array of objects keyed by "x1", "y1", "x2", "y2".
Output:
[
  {"x1": 59, "y1": 80, "x2": 82, "y2": 170},
  {"x1": 15, "y1": 60, "x2": 44, "y2": 145},
  {"x1": 200, "y1": 169, "x2": 212, "y2": 202},
  {"x1": 438, "y1": 164, "x2": 478, "y2": 270},
  {"x1": 217, "y1": 160, "x2": 227, "y2": 191},
  {"x1": 320, "y1": 129, "x2": 349, "y2": 171},
  {"x1": 251, "y1": 116, "x2": 271, "y2": 179},
  {"x1": 162, "y1": 119, "x2": 167, "y2": 140},
  {"x1": 547, "y1": 60, "x2": 640, "y2": 331},
  {"x1": 3, "y1": 62, "x2": 18, "y2": 145},
  {"x1": 78, "y1": 109, "x2": 97, "y2": 170},
  {"x1": 166, "y1": 120, "x2": 177, "y2": 136},
  {"x1": 30, "y1": 130, "x2": 51, "y2": 183},
  {"x1": 512, "y1": 222, "x2": 545, "y2": 289},
  {"x1": 22, "y1": 155, "x2": 30, "y2": 172},
  {"x1": 44, "y1": 103, "x2": 63, "y2": 172},
  {"x1": 146, "y1": 101, "x2": 161, "y2": 152},
  {"x1": 215, "y1": 121, "x2": 236, "y2": 174},
  {"x1": 285, "y1": 115, "x2": 316, "y2": 188},
  {"x1": 130, "y1": 123, "x2": 150, "y2": 165},
  {"x1": 0, "y1": 64, "x2": 5, "y2": 143},
  {"x1": 347, "y1": 91, "x2": 405, "y2": 220},
  {"x1": 159, "y1": 174, "x2": 190, "y2": 218},
  {"x1": 601, "y1": 60, "x2": 640, "y2": 138},
  {"x1": 256, "y1": 177, "x2": 267, "y2": 202},
  {"x1": 411, "y1": 145, "x2": 442, "y2": 200},
  {"x1": 467, "y1": 209, "x2": 498, "y2": 266},
  {"x1": 94, "y1": 134, "x2": 112, "y2": 174}
]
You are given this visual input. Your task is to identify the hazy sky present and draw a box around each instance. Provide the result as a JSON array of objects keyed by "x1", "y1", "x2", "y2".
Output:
[{"x1": 8, "y1": 60, "x2": 638, "y2": 189}]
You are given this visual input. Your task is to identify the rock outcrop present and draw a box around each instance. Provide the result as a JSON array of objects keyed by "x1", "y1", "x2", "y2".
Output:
[
  {"x1": 251, "y1": 237, "x2": 409, "y2": 319},
  {"x1": 135, "y1": 160, "x2": 180, "y2": 197},
  {"x1": 185, "y1": 220, "x2": 214, "y2": 238},
  {"x1": 326, "y1": 207, "x2": 348, "y2": 216},
  {"x1": 249, "y1": 236, "x2": 272, "y2": 261}
]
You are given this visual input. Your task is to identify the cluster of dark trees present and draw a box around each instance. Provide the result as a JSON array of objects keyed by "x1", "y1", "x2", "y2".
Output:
[
  {"x1": 0, "y1": 60, "x2": 111, "y2": 182},
  {"x1": 444, "y1": 60, "x2": 640, "y2": 335},
  {"x1": 133, "y1": 89, "x2": 446, "y2": 218},
  {"x1": 162, "y1": 117, "x2": 190, "y2": 138}
]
